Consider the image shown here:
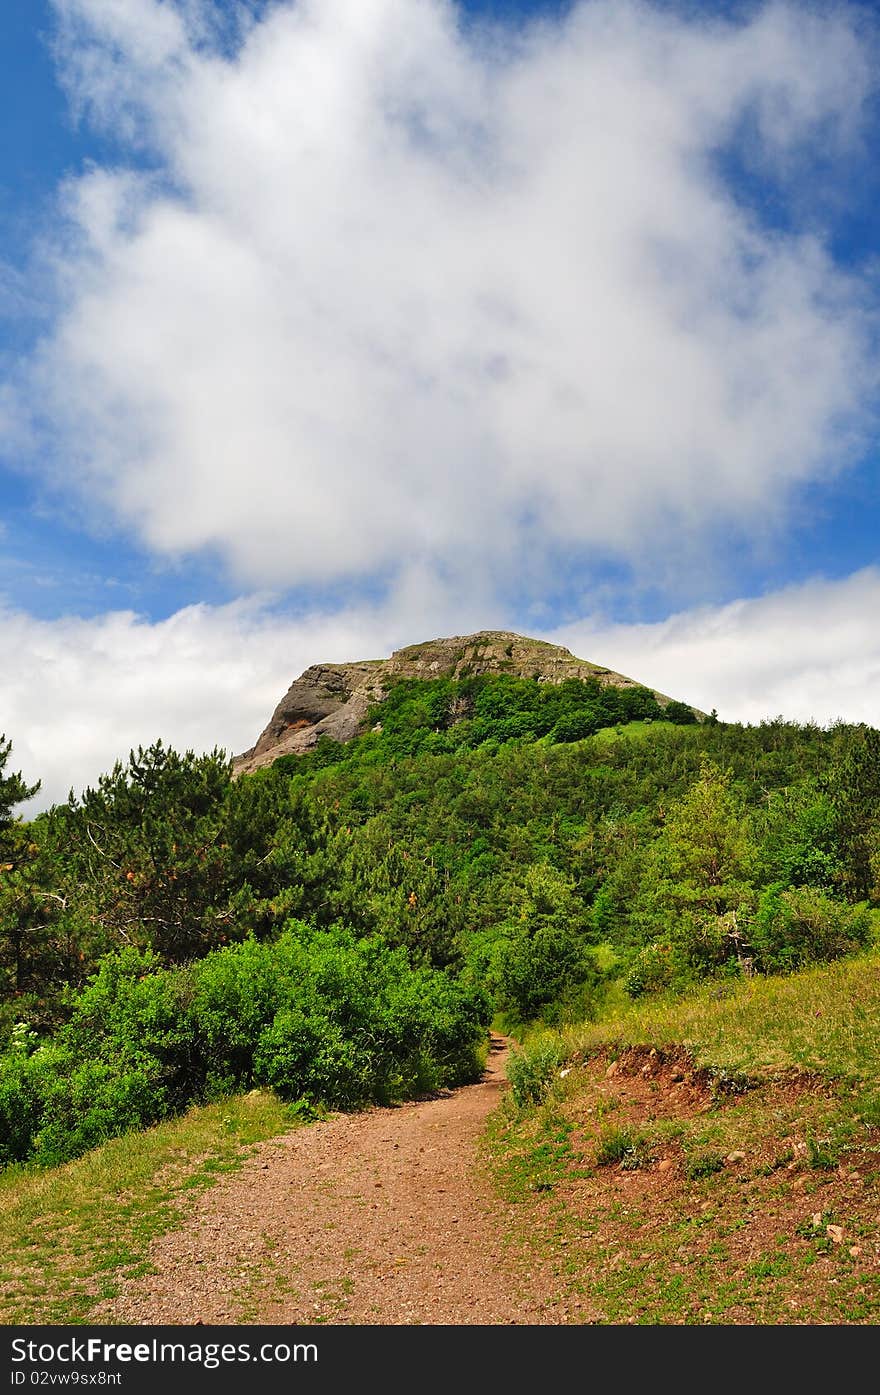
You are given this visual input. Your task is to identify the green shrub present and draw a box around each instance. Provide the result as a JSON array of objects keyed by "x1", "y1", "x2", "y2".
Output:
[
  {"x1": 664, "y1": 700, "x2": 697, "y2": 725},
  {"x1": 189, "y1": 935, "x2": 303, "y2": 1088},
  {"x1": 595, "y1": 1125, "x2": 653, "y2": 1170},
  {"x1": 506, "y1": 1038, "x2": 567, "y2": 1108},
  {"x1": 625, "y1": 941, "x2": 680, "y2": 998},
  {"x1": 33, "y1": 1057, "x2": 168, "y2": 1167},
  {"x1": 255, "y1": 1008, "x2": 373, "y2": 1108},
  {"x1": 806, "y1": 1131, "x2": 839, "y2": 1170},
  {"x1": 683, "y1": 1149, "x2": 725, "y2": 1179},
  {"x1": 752, "y1": 885, "x2": 872, "y2": 973},
  {"x1": 490, "y1": 866, "x2": 598, "y2": 1022},
  {"x1": 0, "y1": 922, "x2": 491, "y2": 1170},
  {"x1": 59, "y1": 946, "x2": 199, "y2": 1109},
  {"x1": 0, "y1": 1051, "x2": 46, "y2": 1166}
]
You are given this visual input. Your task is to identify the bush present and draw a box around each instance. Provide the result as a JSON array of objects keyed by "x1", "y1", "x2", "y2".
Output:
[
  {"x1": 0, "y1": 1051, "x2": 46, "y2": 1166},
  {"x1": 506, "y1": 1037, "x2": 567, "y2": 1108},
  {"x1": 490, "y1": 867, "x2": 598, "y2": 1023},
  {"x1": 664, "y1": 700, "x2": 697, "y2": 726},
  {"x1": 752, "y1": 885, "x2": 872, "y2": 973},
  {"x1": 189, "y1": 935, "x2": 303, "y2": 1090},
  {"x1": 32, "y1": 1056, "x2": 168, "y2": 1167},
  {"x1": 595, "y1": 1125, "x2": 654, "y2": 1170},
  {"x1": 255, "y1": 1008, "x2": 374, "y2": 1108},
  {"x1": 0, "y1": 923, "x2": 491, "y2": 1170},
  {"x1": 625, "y1": 941, "x2": 679, "y2": 998},
  {"x1": 59, "y1": 946, "x2": 199, "y2": 1109},
  {"x1": 550, "y1": 710, "x2": 599, "y2": 744},
  {"x1": 683, "y1": 1149, "x2": 725, "y2": 1179}
]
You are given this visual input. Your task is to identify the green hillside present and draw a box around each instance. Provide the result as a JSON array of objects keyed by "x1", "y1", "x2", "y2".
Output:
[{"x1": 1, "y1": 663, "x2": 879, "y2": 1171}]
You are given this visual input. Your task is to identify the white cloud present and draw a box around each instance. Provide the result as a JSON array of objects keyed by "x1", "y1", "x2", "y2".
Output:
[
  {"x1": 553, "y1": 567, "x2": 880, "y2": 726},
  {"x1": 4, "y1": 567, "x2": 880, "y2": 817},
  {"x1": 14, "y1": 0, "x2": 876, "y2": 597},
  {"x1": 0, "y1": 598, "x2": 337, "y2": 813},
  {"x1": 0, "y1": 567, "x2": 499, "y2": 812}
]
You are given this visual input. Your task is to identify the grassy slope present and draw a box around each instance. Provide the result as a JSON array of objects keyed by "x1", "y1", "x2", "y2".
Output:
[
  {"x1": 544, "y1": 946, "x2": 880, "y2": 1081},
  {"x1": 0, "y1": 1091, "x2": 297, "y2": 1324},
  {"x1": 486, "y1": 950, "x2": 880, "y2": 1324}
]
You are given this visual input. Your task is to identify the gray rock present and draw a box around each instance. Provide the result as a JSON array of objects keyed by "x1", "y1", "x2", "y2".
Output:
[{"x1": 232, "y1": 629, "x2": 695, "y2": 776}]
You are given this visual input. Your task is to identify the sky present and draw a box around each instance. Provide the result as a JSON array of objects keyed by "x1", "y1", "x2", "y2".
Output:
[{"x1": 1, "y1": 0, "x2": 880, "y2": 811}]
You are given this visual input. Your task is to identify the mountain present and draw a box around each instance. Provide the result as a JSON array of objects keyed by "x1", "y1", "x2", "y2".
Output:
[{"x1": 233, "y1": 629, "x2": 690, "y2": 775}]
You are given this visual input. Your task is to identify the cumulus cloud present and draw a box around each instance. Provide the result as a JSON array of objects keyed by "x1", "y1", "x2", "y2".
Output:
[
  {"x1": 0, "y1": 565, "x2": 501, "y2": 812},
  {"x1": 553, "y1": 567, "x2": 880, "y2": 726},
  {"x1": 14, "y1": 0, "x2": 877, "y2": 597},
  {"x1": 0, "y1": 599, "x2": 357, "y2": 812}
]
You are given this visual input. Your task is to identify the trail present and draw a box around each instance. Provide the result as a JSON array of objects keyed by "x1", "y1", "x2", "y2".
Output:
[{"x1": 98, "y1": 1036, "x2": 564, "y2": 1325}]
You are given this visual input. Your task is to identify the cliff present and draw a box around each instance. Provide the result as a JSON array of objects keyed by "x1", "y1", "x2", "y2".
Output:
[{"x1": 233, "y1": 630, "x2": 684, "y2": 775}]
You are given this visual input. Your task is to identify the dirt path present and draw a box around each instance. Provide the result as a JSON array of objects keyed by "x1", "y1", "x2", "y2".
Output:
[{"x1": 98, "y1": 1036, "x2": 562, "y2": 1326}]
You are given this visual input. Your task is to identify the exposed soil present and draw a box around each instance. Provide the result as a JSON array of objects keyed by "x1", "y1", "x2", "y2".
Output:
[
  {"x1": 95, "y1": 1039, "x2": 880, "y2": 1326},
  {"x1": 489, "y1": 1046, "x2": 880, "y2": 1324},
  {"x1": 96, "y1": 1036, "x2": 566, "y2": 1325}
]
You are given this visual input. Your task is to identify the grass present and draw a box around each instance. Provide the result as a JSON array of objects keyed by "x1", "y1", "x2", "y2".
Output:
[
  {"x1": 4, "y1": 947, "x2": 878, "y2": 1327},
  {"x1": 587, "y1": 720, "x2": 680, "y2": 747},
  {"x1": 537, "y1": 946, "x2": 880, "y2": 1082},
  {"x1": 594, "y1": 1126, "x2": 654, "y2": 1171},
  {"x1": 0, "y1": 1090, "x2": 298, "y2": 1324},
  {"x1": 487, "y1": 948, "x2": 880, "y2": 1324}
]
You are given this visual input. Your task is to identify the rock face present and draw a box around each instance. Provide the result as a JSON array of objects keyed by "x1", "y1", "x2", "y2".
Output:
[{"x1": 232, "y1": 630, "x2": 679, "y2": 776}]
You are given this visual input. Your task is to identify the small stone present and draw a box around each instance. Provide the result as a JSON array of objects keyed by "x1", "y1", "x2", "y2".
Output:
[
  {"x1": 657, "y1": 1159, "x2": 673, "y2": 1172},
  {"x1": 726, "y1": 1151, "x2": 746, "y2": 1164},
  {"x1": 849, "y1": 1246, "x2": 862, "y2": 1258},
  {"x1": 826, "y1": 1225, "x2": 845, "y2": 1244},
  {"x1": 605, "y1": 1062, "x2": 618, "y2": 1078},
  {"x1": 812, "y1": 1212, "x2": 823, "y2": 1227},
  {"x1": 791, "y1": 1176, "x2": 808, "y2": 1190}
]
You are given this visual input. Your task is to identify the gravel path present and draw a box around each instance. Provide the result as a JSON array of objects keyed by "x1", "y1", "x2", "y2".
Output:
[{"x1": 98, "y1": 1036, "x2": 562, "y2": 1325}]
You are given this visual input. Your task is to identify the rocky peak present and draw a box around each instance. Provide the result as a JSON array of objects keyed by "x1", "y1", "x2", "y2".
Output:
[{"x1": 232, "y1": 630, "x2": 675, "y2": 775}]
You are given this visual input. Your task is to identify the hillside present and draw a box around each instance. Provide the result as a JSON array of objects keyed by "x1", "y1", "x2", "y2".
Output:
[
  {"x1": 232, "y1": 630, "x2": 693, "y2": 774},
  {"x1": 1, "y1": 632, "x2": 879, "y2": 1325},
  {"x1": 4, "y1": 955, "x2": 878, "y2": 1325}
]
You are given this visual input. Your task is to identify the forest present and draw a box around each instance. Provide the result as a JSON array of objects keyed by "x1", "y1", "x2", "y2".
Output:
[{"x1": 0, "y1": 672, "x2": 878, "y2": 1169}]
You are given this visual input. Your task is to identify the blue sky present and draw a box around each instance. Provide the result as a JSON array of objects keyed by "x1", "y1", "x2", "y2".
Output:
[{"x1": 1, "y1": 0, "x2": 880, "y2": 807}]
